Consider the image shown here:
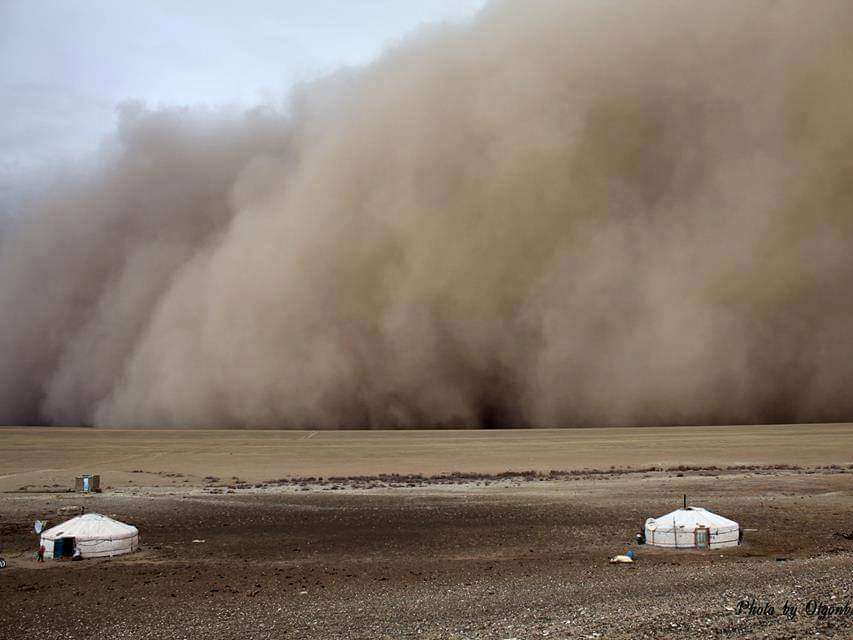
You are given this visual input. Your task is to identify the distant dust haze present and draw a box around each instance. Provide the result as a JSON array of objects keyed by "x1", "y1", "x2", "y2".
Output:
[{"x1": 2, "y1": 0, "x2": 853, "y2": 428}]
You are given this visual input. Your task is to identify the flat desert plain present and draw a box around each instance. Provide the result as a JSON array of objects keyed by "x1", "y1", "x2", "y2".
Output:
[{"x1": 1, "y1": 424, "x2": 852, "y2": 639}]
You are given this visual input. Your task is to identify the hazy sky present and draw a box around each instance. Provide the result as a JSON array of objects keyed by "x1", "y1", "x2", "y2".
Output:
[{"x1": 0, "y1": 0, "x2": 485, "y2": 207}]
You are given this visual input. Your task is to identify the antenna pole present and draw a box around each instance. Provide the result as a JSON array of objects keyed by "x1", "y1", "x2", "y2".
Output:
[{"x1": 683, "y1": 494, "x2": 687, "y2": 509}]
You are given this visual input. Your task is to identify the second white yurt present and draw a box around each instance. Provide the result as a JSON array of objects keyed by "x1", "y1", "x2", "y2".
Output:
[
  {"x1": 644, "y1": 506, "x2": 739, "y2": 549},
  {"x1": 40, "y1": 513, "x2": 139, "y2": 559}
]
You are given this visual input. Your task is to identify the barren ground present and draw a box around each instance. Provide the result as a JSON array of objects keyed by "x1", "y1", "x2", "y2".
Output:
[
  {"x1": 1, "y1": 423, "x2": 851, "y2": 492},
  {"x1": 0, "y1": 425, "x2": 851, "y2": 639}
]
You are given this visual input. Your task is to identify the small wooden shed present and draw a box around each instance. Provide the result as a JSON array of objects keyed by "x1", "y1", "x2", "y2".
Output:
[{"x1": 75, "y1": 475, "x2": 101, "y2": 493}]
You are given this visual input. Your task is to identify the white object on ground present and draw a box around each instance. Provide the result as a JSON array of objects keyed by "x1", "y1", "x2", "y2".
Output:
[{"x1": 609, "y1": 555, "x2": 634, "y2": 564}]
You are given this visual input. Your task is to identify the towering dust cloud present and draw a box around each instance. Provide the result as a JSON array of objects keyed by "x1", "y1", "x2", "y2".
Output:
[{"x1": 2, "y1": 1, "x2": 853, "y2": 428}]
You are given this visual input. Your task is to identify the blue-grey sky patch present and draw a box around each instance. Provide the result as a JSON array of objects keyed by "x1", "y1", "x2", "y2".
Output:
[{"x1": 0, "y1": 0, "x2": 485, "y2": 207}]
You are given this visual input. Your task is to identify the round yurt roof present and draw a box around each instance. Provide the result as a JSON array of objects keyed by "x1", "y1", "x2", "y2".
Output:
[
  {"x1": 646, "y1": 506, "x2": 737, "y2": 531},
  {"x1": 41, "y1": 513, "x2": 138, "y2": 541}
]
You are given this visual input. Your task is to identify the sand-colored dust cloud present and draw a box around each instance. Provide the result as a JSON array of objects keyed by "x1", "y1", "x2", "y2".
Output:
[{"x1": 2, "y1": 0, "x2": 853, "y2": 428}]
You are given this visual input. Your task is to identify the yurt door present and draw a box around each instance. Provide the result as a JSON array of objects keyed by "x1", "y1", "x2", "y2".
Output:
[
  {"x1": 54, "y1": 537, "x2": 76, "y2": 558},
  {"x1": 695, "y1": 527, "x2": 709, "y2": 549}
]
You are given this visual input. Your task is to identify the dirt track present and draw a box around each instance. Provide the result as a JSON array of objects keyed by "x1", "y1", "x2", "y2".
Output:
[{"x1": 1, "y1": 465, "x2": 852, "y2": 639}]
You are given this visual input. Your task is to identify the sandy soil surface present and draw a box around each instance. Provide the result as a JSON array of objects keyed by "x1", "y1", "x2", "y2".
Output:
[
  {"x1": 1, "y1": 462, "x2": 852, "y2": 639},
  {"x1": 1, "y1": 423, "x2": 851, "y2": 492}
]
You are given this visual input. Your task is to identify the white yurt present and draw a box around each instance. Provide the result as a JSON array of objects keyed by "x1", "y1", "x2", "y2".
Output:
[
  {"x1": 644, "y1": 506, "x2": 739, "y2": 549},
  {"x1": 40, "y1": 513, "x2": 139, "y2": 559}
]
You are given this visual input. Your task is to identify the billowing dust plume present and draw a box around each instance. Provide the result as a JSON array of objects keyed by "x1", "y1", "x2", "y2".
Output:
[{"x1": 2, "y1": 0, "x2": 853, "y2": 428}]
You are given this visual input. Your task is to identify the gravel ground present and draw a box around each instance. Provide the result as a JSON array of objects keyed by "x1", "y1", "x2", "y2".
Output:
[{"x1": 1, "y1": 468, "x2": 851, "y2": 639}]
